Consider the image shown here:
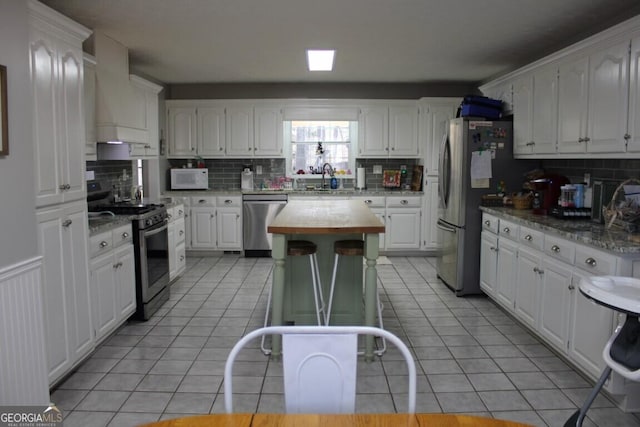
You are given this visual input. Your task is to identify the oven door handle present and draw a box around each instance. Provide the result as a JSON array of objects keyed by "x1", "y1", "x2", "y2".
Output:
[{"x1": 144, "y1": 223, "x2": 168, "y2": 237}]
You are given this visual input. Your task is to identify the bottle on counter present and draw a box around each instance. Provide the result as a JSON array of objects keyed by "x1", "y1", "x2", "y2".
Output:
[{"x1": 330, "y1": 176, "x2": 338, "y2": 189}]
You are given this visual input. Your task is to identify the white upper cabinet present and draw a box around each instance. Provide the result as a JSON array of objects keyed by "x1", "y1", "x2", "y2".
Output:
[
  {"x1": 254, "y1": 105, "x2": 284, "y2": 156},
  {"x1": 628, "y1": 36, "x2": 640, "y2": 153},
  {"x1": 225, "y1": 105, "x2": 254, "y2": 156},
  {"x1": 129, "y1": 75, "x2": 163, "y2": 158},
  {"x1": 419, "y1": 98, "x2": 459, "y2": 177},
  {"x1": 558, "y1": 56, "x2": 590, "y2": 153},
  {"x1": 84, "y1": 54, "x2": 97, "y2": 160},
  {"x1": 359, "y1": 102, "x2": 419, "y2": 158},
  {"x1": 587, "y1": 40, "x2": 629, "y2": 153},
  {"x1": 168, "y1": 107, "x2": 197, "y2": 156},
  {"x1": 482, "y1": 16, "x2": 640, "y2": 158},
  {"x1": 198, "y1": 106, "x2": 226, "y2": 156},
  {"x1": 29, "y1": 3, "x2": 91, "y2": 207}
]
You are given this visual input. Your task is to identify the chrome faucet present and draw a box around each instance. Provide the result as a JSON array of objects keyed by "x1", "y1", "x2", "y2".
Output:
[{"x1": 321, "y1": 163, "x2": 334, "y2": 189}]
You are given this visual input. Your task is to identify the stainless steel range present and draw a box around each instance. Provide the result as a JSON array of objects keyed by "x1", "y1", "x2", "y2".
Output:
[{"x1": 88, "y1": 183, "x2": 170, "y2": 320}]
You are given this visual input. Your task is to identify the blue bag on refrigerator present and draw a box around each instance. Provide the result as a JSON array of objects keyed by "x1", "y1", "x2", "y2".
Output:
[{"x1": 457, "y1": 95, "x2": 503, "y2": 120}]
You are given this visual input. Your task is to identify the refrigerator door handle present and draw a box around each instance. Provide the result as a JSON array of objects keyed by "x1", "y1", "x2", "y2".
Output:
[
  {"x1": 436, "y1": 219, "x2": 457, "y2": 233},
  {"x1": 438, "y1": 132, "x2": 450, "y2": 210}
]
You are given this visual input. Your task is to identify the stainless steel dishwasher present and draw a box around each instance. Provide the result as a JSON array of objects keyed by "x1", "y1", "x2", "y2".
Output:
[{"x1": 243, "y1": 194, "x2": 288, "y2": 257}]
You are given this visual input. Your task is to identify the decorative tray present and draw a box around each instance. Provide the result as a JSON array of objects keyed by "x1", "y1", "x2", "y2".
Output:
[{"x1": 383, "y1": 170, "x2": 401, "y2": 188}]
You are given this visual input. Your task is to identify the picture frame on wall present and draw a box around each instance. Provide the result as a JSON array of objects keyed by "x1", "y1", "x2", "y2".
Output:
[{"x1": 0, "y1": 65, "x2": 7, "y2": 156}]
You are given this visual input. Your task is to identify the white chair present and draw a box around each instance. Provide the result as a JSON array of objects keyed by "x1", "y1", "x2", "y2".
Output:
[{"x1": 224, "y1": 326, "x2": 416, "y2": 414}]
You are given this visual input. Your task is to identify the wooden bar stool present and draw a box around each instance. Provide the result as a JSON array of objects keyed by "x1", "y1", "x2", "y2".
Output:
[
  {"x1": 325, "y1": 240, "x2": 386, "y2": 355},
  {"x1": 261, "y1": 240, "x2": 326, "y2": 355}
]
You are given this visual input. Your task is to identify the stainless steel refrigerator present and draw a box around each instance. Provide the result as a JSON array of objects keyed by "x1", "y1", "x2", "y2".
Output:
[{"x1": 436, "y1": 118, "x2": 535, "y2": 295}]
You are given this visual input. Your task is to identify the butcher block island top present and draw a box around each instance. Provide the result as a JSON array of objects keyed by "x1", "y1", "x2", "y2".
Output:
[{"x1": 267, "y1": 200, "x2": 385, "y2": 234}]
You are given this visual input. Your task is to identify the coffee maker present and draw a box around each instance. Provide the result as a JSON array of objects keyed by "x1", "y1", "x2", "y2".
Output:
[
  {"x1": 241, "y1": 165, "x2": 253, "y2": 190},
  {"x1": 530, "y1": 174, "x2": 570, "y2": 215}
]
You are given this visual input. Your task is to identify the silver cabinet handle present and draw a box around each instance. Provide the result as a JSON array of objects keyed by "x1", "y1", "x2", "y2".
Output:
[
  {"x1": 225, "y1": 200, "x2": 232, "y2": 204},
  {"x1": 62, "y1": 219, "x2": 72, "y2": 228},
  {"x1": 503, "y1": 227, "x2": 510, "y2": 233},
  {"x1": 401, "y1": 200, "x2": 408, "y2": 205},
  {"x1": 524, "y1": 234, "x2": 532, "y2": 241},
  {"x1": 167, "y1": 213, "x2": 173, "y2": 219},
  {"x1": 568, "y1": 284, "x2": 575, "y2": 290},
  {"x1": 551, "y1": 245, "x2": 560, "y2": 253},
  {"x1": 178, "y1": 209, "x2": 183, "y2": 215},
  {"x1": 584, "y1": 137, "x2": 590, "y2": 142},
  {"x1": 490, "y1": 246, "x2": 497, "y2": 252},
  {"x1": 484, "y1": 220, "x2": 491, "y2": 226},
  {"x1": 578, "y1": 137, "x2": 585, "y2": 143},
  {"x1": 99, "y1": 241, "x2": 109, "y2": 248},
  {"x1": 585, "y1": 257, "x2": 597, "y2": 267},
  {"x1": 526, "y1": 141, "x2": 535, "y2": 146},
  {"x1": 179, "y1": 230, "x2": 184, "y2": 236},
  {"x1": 179, "y1": 255, "x2": 185, "y2": 261},
  {"x1": 364, "y1": 200, "x2": 372, "y2": 204},
  {"x1": 624, "y1": 133, "x2": 631, "y2": 140},
  {"x1": 533, "y1": 266, "x2": 544, "y2": 274},
  {"x1": 199, "y1": 199, "x2": 206, "y2": 204},
  {"x1": 122, "y1": 232, "x2": 129, "y2": 239}
]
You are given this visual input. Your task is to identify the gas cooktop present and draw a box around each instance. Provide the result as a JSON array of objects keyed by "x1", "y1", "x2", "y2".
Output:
[{"x1": 88, "y1": 203, "x2": 164, "y2": 215}]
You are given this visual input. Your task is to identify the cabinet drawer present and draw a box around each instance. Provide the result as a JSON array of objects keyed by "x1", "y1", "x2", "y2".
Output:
[
  {"x1": 575, "y1": 245, "x2": 617, "y2": 275},
  {"x1": 544, "y1": 235, "x2": 575, "y2": 265},
  {"x1": 518, "y1": 226, "x2": 544, "y2": 251},
  {"x1": 498, "y1": 219, "x2": 519, "y2": 241},
  {"x1": 191, "y1": 196, "x2": 216, "y2": 207},
  {"x1": 353, "y1": 196, "x2": 385, "y2": 208},
  {"x1": 90, "y1": 231, "x2": 112, "y2": 258},
  {"x1": 112, "y1": 224, "x2": 132, "y2": 248},
  {"x1": 482, "y1": 214, "x2": 499, "y2": 234},
  {"x1": 386, "y1": 196, "x2": 421, "y2": 208},
  {"x1": 175, "y1": 218, "x2": 186, "y2": 244},
  {"x1": 216, "y1": 196, "x2": 242, "y2": 207}
]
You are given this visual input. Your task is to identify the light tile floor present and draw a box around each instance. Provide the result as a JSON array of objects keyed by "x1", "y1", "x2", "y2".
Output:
[{"x1": 52, "y1": 255, "x2": 640, "y2": 427}]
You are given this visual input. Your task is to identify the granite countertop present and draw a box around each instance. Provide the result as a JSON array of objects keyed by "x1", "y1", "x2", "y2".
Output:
[
  {"x1": 162, "y1": 189, "x2": 422, "y2": 197},
  {"x1": 480, "y1": 206, "x2": 640, "y2": 254},
  {"x1": 88, "y1": 215, "x2": 132, "y2": 236}
]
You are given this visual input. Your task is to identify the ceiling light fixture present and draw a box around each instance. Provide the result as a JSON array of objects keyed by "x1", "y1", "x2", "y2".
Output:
[{"x1": 307, "y1": 49, "x2": 335, "y2": 71}]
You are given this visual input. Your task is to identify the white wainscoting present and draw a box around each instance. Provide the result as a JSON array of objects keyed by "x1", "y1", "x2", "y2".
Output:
[{"x1": 0, "y1": 256, "x2": 49, "y2": 404}]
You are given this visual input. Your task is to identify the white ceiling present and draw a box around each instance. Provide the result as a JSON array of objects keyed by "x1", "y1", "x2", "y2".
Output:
[{"x1": 42, "y1": 0, "x2": 640, "y2": 85}]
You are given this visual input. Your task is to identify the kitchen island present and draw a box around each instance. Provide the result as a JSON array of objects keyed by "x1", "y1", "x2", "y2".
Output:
[{"x1": 267, "y1": 199, "x2": 385, "y2": 360}]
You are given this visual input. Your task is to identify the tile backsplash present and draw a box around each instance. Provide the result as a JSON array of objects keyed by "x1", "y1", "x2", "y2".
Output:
[
  {"x1": 166, "y1": 158, "x2": 420, "y2": 191},
  {"x1": 541, "y1": 158, "x2": 640, "y2": 185},
  {"x1": 87, "y1": 160, "x2": 134, "y2": 198}
]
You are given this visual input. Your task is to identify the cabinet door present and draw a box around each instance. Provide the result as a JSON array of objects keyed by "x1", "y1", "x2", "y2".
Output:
[
  {"x1": 168, "y1": 107, "x2": 197, "y2": 156},
  {"x1": 422, "y1": 102, "x2": 457, "y2": 176},
  {"x1": 496, "y1": 238, "x2": 518, "y2": 309},
  {"x1": 225, "y1": 106, "x2": 254, "y2": 157},
  {"x1": 515, "y1": 246, "x2": 541, "y2": 328},
  {"x1": 254, "y1": 106, "x2": 283, "y2": 156},
  {"x1": 558, "y1": 56, "x2": 590, "y2": 153},
  {"x1": 422, "y1": 177, "x2": 440, "y2": 249},
  {"x1": 59, "y1": 47, "x2": 86, "y2": 203},
  {"x1": 512, "y1": 76, "x2": 534, "y2": 155},
  {"x1": 31, "y1": 35, "x2": 63, "y2": 207},
  {"x1": 91, "y1": 252, "x2": 118, "y2": 342},
  {"x1": 386, "y1": 208, "x2": 421, "y2": 249},
  {"x1": 482, "y1": 82, "x2": 513, "y2": 113},
  {"x1": 216, "y1": 207, "x2": 242, "y2": 250},
  {"x1": 114, "y1": 244, "x2": 136, "y2": 319},
  {"x1": 198, "y1": 106, "x2": 226, "y2": 156},
  {"x1": 190, "y1": 206, "x2": 217, "y2": 248},
  {"x1": 359, "y1": 106, "x2": 388, "y2": 157},
  {"x1": 539, "y1": 257, "x2": 572, "y2": 350},
  {"x1": 587, "y1": 40, "x2": 629, "y2": 153},
  {"x1": 569, "y1": 271, "x2": 614, "y2": 376},
  {"x1": 531, "y1": 66, "x2": 558, "y2": 154},
  {"x1": 389, "y1": 105, "x2": 419, "y2": 157},
  {"x1": 628, "y1": 36, "x2": 640, "y2": 153},
  {"x1": 479, "y1": 231, "x2": 498, "y2": 297},
  {"x1": 84, "y1": 56, "x2": 96, "y2": 160},
  {"x1": 145, "y1": 87, "x2": 159, "y2": 156}
]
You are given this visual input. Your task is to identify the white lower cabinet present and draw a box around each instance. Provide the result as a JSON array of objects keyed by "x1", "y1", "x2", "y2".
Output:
[
  {"x1": 480, "y1": 211, "x2": 640, "y2": 407},
  {"x1": 189, "y1": 196, "x2": 242, "y2": 250},
  {"x1": 37, "y1": 201, "x2": 93, "y2": 385},
  {"x1": 89, "y1": 224, "x2": 136, "y2": 344},
  {"x1": 352, "y1": 196, "x2": 385, "y2": 250},
  {"x1": 168, "y1": 204, "x2": 186, "y2": 281},
  {"x1": 385, "y1": 196, "x2": 421, "y2": 250},
  {"x1": 538, "y1": 256, "x2": 573, "y2": 350},
  {"x1": 421, "y1": 177, "x2": 440, "y2": 250}
]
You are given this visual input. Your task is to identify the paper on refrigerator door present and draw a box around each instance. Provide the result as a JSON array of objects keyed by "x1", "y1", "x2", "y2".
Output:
[{"x1": 471, "y1": 150, "x2": 492, "y2": 180}]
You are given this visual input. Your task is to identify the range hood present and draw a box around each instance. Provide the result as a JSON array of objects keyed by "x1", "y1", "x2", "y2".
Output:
[
  {"x1": 96, "y1": 142, "x2": 134, "y2": 160},
  {"x1": 91, "y1": 31, "x2": 148, "y2": 144}
]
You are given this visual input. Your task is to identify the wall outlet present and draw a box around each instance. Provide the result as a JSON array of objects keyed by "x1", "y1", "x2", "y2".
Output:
[
  {"x1": 256, "y1": 165, "x2": 263, "y2": 175},
  {"x1": 373, "y1": 165, "x2": 382, "y2": 174},
  {"x1": 584, "y1": 173, "x2": 591, "y2": 186}
]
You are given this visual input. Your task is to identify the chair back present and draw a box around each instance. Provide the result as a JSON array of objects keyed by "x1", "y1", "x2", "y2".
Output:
[{"x1": 224, "y1": 326, "x2": 416, "y2": 414}]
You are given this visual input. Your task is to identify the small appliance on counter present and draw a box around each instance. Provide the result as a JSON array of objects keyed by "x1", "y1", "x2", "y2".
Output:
[
  {"x1": 170, "y1": 168, "x2": 209, "y2": 190},
  {"x1": 529, "y1": 174, "x2": 570, "y2": 215},
  {"x1": 241, "y1": 165, "x2": 254, "y2": 191}
]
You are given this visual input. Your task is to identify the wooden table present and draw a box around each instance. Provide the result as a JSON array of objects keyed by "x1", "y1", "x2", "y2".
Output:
[
  {"x1": 139, "y1": 413, "x2": 533, "y2": 427},
  {"x1": 267, "y1": 200, "x2": 385, "y2": 360}
]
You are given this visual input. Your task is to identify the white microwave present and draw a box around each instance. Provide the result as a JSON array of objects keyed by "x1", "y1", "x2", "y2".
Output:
[{"x1": 170, "y1": 168, "x2": 209, "y2": 190}]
